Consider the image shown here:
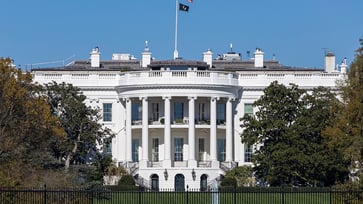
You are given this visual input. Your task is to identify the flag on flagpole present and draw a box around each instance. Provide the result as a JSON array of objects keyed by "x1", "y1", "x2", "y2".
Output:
[{"x1": 179, "y1": 3, "x2": 189, "y2": 12}]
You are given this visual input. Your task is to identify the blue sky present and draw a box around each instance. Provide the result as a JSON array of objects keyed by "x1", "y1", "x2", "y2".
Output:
[{"x1": 1, "y1": 0, "x2": 362, "y2": 70}]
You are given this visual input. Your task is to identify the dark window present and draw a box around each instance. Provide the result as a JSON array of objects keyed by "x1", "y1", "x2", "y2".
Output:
[
  {"x1": 217, "y1": 139, "x2": 226, "y2": 162},
  {"x1": 152, "y1": 138, "x2": 159, "y2": 162},
  {"x1": 103, "y1": 103, "x2": 112, "y2": 122},
  {"x1": 200, "y1": 174, "x2": 208, "y2": 191},
  {"x1": 132, "y1": 139, "x2": 139, "y2": 162},
  {"x1": 174, "y1": 102, "x2": 184, "y2": 121},
  {"x1": 151, "y1": 174, "x2": 159, "y2": 191},
  {"x1": 152, "y1": 103, "x2": 159, "y2": 121},
  {"x1": 175, "y1": 174, "x2": 185, "y2": 191},
  {"x1": 132, "y1": 103, "x2": 141, "y2": 121},
  {"x1": 217, "y1": 103, "x2": 225, "y2": 124},
  {"x1": 103, "y1": 138, "x2": 112, "y2": 154},
  {"x1": 244, "y1": 144, "x2": 253, "y2": 162},
  {"x1": 199, "y1": 103, "x2": 206, "y2": 121}
]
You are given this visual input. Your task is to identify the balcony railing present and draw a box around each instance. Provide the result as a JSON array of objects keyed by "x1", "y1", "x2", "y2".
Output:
[
  {"x1": 119, "y1": 70, "x2": 239, "y2": 87},
  {"x1": 33, "y1": 70, "x2": 343, "y2": 90}
]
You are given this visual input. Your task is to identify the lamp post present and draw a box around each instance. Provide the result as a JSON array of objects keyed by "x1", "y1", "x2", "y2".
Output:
[
  {"x1": 192, "y1": 169, "x2": 196, "y2": 181},
  {"x1": 164, "y1": 169, "x2": 168, "y2": 181}
]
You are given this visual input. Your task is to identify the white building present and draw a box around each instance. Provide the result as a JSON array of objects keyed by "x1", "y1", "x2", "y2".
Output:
[{"x1": 31, "y1": 44, "x2": 348, "y2": 190}]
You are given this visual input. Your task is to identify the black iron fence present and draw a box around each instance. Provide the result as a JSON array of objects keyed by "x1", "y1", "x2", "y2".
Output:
[{"x1": 1, "y1": 186, "x2": 363, "y2": 204}]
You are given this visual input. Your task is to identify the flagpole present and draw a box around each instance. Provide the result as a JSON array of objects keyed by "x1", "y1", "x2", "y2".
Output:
[{"x1": 174, "y1": 0, "x2": 179, "y2": 59}]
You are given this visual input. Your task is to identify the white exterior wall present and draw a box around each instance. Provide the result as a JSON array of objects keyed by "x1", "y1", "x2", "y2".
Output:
[{"x1": 32, "y1": 68, "x2": 345, "y2": 190}]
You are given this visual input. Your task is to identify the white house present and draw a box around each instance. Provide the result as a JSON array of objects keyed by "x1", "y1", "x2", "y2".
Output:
[{"x1": 31, "y1": 44, "x2": 347, "y2": 190}]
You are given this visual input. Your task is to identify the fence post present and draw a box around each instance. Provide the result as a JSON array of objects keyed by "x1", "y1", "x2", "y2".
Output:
[
  {"x1": 329, "y1": 188, "x2": 332, "y2": 204},
  {"x1": 186, "y1": 185, "x2": 189, "y2": 204},
  {"x1": 91, "y1": 187, "x2": 94, "y2": 204},
  {"x1": 234, "y1": 187, "x2": 236, "y2": 204},
  {"x1": 43, "y1": 184, "x2": 47, "y2": 204},
  {"x1": 281, "y1": 186, "x2": 284, "y2": 204}
]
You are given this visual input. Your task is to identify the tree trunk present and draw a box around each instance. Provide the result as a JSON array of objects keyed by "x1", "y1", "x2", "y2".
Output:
[{"x1": 64, "y1": 133, "x2": 81, "y2": 171}]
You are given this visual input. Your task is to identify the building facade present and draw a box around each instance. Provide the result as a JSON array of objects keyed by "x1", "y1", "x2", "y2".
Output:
[{"x1": 32, "y1": 45, "x2": 347, "y2": 190}]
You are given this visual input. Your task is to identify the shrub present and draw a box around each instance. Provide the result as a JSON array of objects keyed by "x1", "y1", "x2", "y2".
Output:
[
  {"x1": 118, "y1": 175, "x2": 135, "y2": 186},
  {"x1": 220, "y1": 177, "x2": 237, "y2": 188}
]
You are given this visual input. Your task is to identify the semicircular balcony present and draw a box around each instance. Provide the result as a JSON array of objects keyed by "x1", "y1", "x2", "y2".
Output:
[{"x1": 116, "y1": 70, "x2": 239, "y2": 97}]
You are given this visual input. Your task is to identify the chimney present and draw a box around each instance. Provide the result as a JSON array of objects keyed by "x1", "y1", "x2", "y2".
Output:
[
  {"x1": 340, "y1": 57, "x2": 348, "y2": 74},
  {"x1": 254, "y1": 48, "x2": 264, "y2": 68},
  {"x1": 203, "y1": 49, "x2": 213, "y2": 68},
  {"x1": 324, "y1": 52, "x2": 336, "y2": 72},
  {"x1": 90, "y1": 47, "x2": 100, "y2": 68},
  {"x1": 141, "y1": 41, "x2": 152, "y2": 68}
]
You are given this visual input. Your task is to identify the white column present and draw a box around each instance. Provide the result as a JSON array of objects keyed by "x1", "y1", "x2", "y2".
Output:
[
  {"x1": 210, "y1": 97, "x2": 217, "y2": 164},
  {"x1": 226, "y1": 98, "x2": 234, "y2": 162},
  {"x1": 188, "y1": 96, "x2": 197, "y2": 168},
  {"x1": 141, "y1": 97, "x2": 149, "y2": 167},
  {"x1": 163, "y1": 96, "x2": 172, "y2": 168},
  {"x1": 125, "y1": 98, "x2": 132, "y2": 162}
]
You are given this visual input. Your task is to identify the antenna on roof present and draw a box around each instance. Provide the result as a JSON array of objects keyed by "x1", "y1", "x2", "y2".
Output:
[{"x1": 24, "y1": 55, "x2": 76, "y2": 69}]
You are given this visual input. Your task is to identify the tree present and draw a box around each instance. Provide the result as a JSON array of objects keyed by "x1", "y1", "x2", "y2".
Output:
[
  {"x1": 0, "y1": 58, "x2": 65, "y2": 186},
  {"x1": 241, "y1": 81, "x2": 349, "y2": 187},
  {"x1": 323, "y1": 37, "x2": 363, "y2": 186},
  {"x1": 44, "y1": 82, "x2": 114, "y2": 171}
]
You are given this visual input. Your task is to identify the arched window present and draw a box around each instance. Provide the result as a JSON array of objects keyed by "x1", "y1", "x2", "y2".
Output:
[
  {"x1": 174, "y1": 174, "x2": 185, "y2": 191},
  {"x1": 200, "y1": 174, "x2": 208, "y2": 191},
  {"x1": 151, "y1": 174, "x2": 159, "y2": 191}
]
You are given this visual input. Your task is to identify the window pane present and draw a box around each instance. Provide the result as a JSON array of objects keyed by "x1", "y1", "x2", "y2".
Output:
[
  {"x1": 198, "y1": 138, "x2": 205, "y2": 152},
  {"x1": 132, "y1": 103, "x2": 141, "y2": 121},
  {"x1": 103, "y1": 138, "x2": 112, "y2": 154},
  {"x1": 152, "y1": 103, "x2": 159, "y2": 121},
  {"x1": 132, "y1": 139, "x2": 139, "y2": 162},
  {"x1": 199, "y1": 103, "x2": 205, "y2": 121},
  {"x1": 217, "y1": 103, "x2": 225, "y2": 124},
  {"x1": 198, "y1": 138, "x2": 205, "y2": 161},
  {"x1": 244, "y1": 144, "x2": 253, "y2": 162},
  {"x1": 217, "y1": 139, "x2": 226, "y2": 162},
  {"x1": 174, "y1": 138, "x2": 183, "y2": 161},
  {"x1": 152, "y1": 138, "x2": 159, "y2": 162},
  {"x1": 174, "y1": 102, "x2": 184, "y2": 120},
  {"x1": 103, "y1": 103, "x2": 112, "y2": 122}
]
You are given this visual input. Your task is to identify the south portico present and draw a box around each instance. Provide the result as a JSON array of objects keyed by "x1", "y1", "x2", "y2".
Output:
[{"x1": 118, "y1": 92, "x2": 238, "y2": 189}]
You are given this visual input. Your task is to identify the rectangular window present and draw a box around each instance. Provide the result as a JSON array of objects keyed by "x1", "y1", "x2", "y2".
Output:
[
  {"x1": 199, "y1": 103, "x2": 206, "y2": 121},
  {"x1": 103, "y1": 103, "x2": 112, "y2": 122},
  {"x1": 174, "y1": 138, "x2": 184, "y2": 161},
  {"x1": 174, "y1": 102, "x2": 184, "y2": 121},
  {"x1": 152, "y1": 138, "x2": 159, "y2": 162},
  {"x1": 152, "y1": 103, "x2": 159, "y2": 121},
  {"x1": 244, "y1": 104, "x2": 254, "y2": 162},
  {"x1": 244, "y1": 103, "x2": 253, "y2": 116},
  {"x1": 217, "y1": 139, "x2": 226, "y2": 162},
  {"x1": 132, "y1": 139, "x2": 139, "y2": 162},
  {"x1": 244, "y1": 144, "x2": 253, "y2": 162},
  {"x1": 217, "y1": 103, "x2": 226, "y2": 124},
  {"x1": 103, "y1": 138, "x2": 112, "y2": 154},
  {"x1": 198, "y1": 138, "x2": 205, "y2": 161},
  {"x1": 132, "y1": 103, "x2": 142, "y2": 121}
]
